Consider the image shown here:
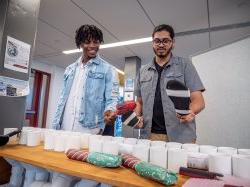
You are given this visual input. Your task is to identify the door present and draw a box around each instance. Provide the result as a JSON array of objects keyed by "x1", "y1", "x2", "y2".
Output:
[{"x1": 25, "y1": 69, "x2": 51, "y2": 128}]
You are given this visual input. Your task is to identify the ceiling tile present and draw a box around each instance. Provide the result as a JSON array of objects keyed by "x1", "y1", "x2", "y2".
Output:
[
  {"x1": 72, "y1": 0, "x2": 154, "y2": 40},
  {"x1": 36, "y1": 20, "x2": 75, "y2": 51},
  {"x1": 210, "y1": 26, "x2": 250, "y2": 48},
  {"x1": 39, "y1": 0, "x2": 119, "y2": 43},
  {"x1": 173, "y1": 33, "x2": 210, "y2": 59},
  {"x1": 139, "y1": 0, "x2": 208, "y2": 33},
  {"x1": 33, "y1": 41, "x2": 57, "y2": 57},
  {"x1": 209, "y1": 0, "x2": 250, "y2": 27}
]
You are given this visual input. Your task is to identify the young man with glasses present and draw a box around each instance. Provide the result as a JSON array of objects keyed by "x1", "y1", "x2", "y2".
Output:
[{"x1": 134, "y1": 24, "x2": 205, "y2": 143}]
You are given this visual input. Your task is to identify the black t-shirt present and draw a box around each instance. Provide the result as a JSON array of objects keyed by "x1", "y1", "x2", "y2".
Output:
[{"x1": 151, "y1": 62, "x2": 167, "y2": 134}]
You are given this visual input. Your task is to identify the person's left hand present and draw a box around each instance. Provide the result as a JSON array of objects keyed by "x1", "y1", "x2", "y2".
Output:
[
  {"x1": 133, "y1": 116, "x2": 144, "y2": 129},
  {"x1": 104, "y1": 110, "x2": 116, "y2": 125},
  {"x1": 176, "y1": 111, "x2": 195, "y2": 123}
]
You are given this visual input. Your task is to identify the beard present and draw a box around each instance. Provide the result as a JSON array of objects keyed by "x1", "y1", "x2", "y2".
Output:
[{"x1": 153, "y1": 46, "x2": 172, "y2": 59}]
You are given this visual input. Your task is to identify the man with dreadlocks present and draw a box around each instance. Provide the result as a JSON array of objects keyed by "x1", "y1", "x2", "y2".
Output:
[
  {"x1": 49, "y1": 25, "x2": 119, "y2": 187},
  {"x1": 52, "y1": 24, "x2": 119, "y2": 134}
]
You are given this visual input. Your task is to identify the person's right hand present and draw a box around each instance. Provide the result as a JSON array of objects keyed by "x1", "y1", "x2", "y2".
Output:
[
  {"x1": 134, "y1": 116, "x2": 144, "y2": 129},
  {"x1": 176, "y1": 110, "x2": 195, "y2": 123},
  {"x1": 104, "y1": 110, "x2": 116, "y2": 125}
]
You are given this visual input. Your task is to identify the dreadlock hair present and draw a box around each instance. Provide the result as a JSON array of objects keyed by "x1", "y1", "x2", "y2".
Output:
[
  {"x1": 152, "y1": 24, "x2": 175, "y2": 40},
  {"x1": 75, "y1": 25, "x2": 104, "y2": 48}
]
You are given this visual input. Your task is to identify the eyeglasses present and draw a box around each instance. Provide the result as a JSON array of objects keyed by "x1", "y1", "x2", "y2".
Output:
[{"x1": 153, "y1": 38, "x2": 172, "y2": 45}]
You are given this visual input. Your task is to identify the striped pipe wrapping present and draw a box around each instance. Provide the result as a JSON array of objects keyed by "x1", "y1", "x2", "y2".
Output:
[
  {"x1": 122, "y1": 154, "x2": 178, "y2": 186},
  {"x1": 166, "y1": 79, "x2": 190, "y2": 115},
  {"x1": 66, "y1": 149, "x2": 122, "y2": 168}
]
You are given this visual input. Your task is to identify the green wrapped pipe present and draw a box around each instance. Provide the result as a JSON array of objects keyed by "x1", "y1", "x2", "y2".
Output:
[
  {"x1": 87, "y1": 152, "x2": 122, "y2": 168},
  {"x1": 135, "y1": 161, "x2": 177, "y2": 186}
]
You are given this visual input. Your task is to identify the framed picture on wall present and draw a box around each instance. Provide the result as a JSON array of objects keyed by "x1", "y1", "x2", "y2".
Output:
[
  {"x1": 124, "y1": 78, "x2": 134, "y2": 91},
  {"x1": 4, "y1": 36, "x2": 31, "y2": 73}
]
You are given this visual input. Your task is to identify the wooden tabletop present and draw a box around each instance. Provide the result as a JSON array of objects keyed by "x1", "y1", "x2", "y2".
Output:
[{"x1": 0, "y1": 143, "x2": 188, "y2": 187}]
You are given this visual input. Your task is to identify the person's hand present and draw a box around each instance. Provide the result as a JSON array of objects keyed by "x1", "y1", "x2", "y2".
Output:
[
  {"x1": 134, "y1": 116, "x2": 144, "y2": 129},
  {"x1": 104, "y1": 110, "x2": 116, "y2": 125},
  {"x1": 176, "y1": 111, "x2": 195, "y2": 123}
]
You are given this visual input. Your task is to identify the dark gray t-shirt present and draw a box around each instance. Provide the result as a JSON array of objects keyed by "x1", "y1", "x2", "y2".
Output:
[{"x1": 134, "y1": 55, "x2": 205, "y2": 143}]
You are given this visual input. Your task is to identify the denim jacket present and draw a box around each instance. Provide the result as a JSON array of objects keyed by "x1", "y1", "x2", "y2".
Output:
[{"x1": 52, "y1": 55, "x2": 119, "y2": 130}]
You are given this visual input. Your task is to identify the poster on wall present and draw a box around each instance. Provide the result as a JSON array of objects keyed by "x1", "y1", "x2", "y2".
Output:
[
  {"x1": 124, "y1": 78, "x2": 134, "y2": 91},
  {"x1": 4, "y1": 36, "x2": 31, "y2": 73},
  {"x1": 0, "y1": 76, "x2": 29, "y2": 97}
]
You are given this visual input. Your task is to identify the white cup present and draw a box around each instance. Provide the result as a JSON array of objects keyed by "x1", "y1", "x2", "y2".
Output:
[
  {"x1": 199, "y1": 145, "x2": 217, "y2": 154},
  {"x1": 182, "y1": 143, "x2": 199, "y2": 152},
  {"x1": 65, "y1": 135, "x2": 81, "y2": 153},
  {"x1": 218, "y1": 147, "x2": 237, "y2": 155},
  {"x1": 44, "y1": 130, "x2": 56, "y2": 150},
  {"x1": 137, "y1": 139, "x2": 151, "y2": 146},
  {"x1": 88, "y1": 134, "x2": 101, "y2": 145},
  {"x1": 19, "y1": 130, "x2": 32, "y2": 145},
  {"x1": 27, "y1": 130, "x2": 41, "y2": 146},
  {"x1": 54, "y1": 132, "x2": 68, "y2": 152},
  {"x1": 80, "y1": 133, "x2": 91, "y2": 149},
  {"x1": 89, "y1": 139, "x2": 103, "y2": 153},
  {"x1": 209, "y1": 153, "x2": 232, "y2": 175},
  {"x1": 132, "y1": 144, "x2": 149, "y2": 162},
  {"x1": 102, "y1": 141, "x2": 119, "y2": 155},
  {"x1": 101, "y1": 136, "x2": 113, "y2": 142},
  {"x1": 124, "y1": 138, "x2": 137, "y2": 145},
  {"x1": 187, "y1": 152, "x2": 209, "y2": 170},
  {"x1": 168, "y1": 148, "x2": 188, "y2": 172},
  {"x1": 118, "y1": 143, "x2": 134, "y2": 155},
  {"x1": 238, "y1": 149, "x2": 250, "y2": 155},
  {"x1": 166, "y1": 142, "x2": 182, "y2": 149},
  {"x1": 232, "y1": 154, "x2": 250, "y2": 179},
  {"x1": 151, "y1": 140, "x2": 166, "y2": 147},
  {"x1": 39, "y1": 128, "x2": 47, "y2": 142},
  {"x1": 112, "y1": 137, "x2": 124, "y2": 144},
  {"x1": 150, "y1": 146, "x2": 168, "y2": 168}
]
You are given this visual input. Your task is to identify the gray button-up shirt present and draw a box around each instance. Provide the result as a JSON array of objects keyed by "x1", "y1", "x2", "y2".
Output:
[{"x1": 134, "y1": 55, "x2": 205, "y2": 143}]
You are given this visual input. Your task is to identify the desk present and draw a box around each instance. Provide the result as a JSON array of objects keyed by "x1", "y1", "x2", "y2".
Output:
[{"x1": 0, "y1": 143, "x2": 188, "y2": 187}]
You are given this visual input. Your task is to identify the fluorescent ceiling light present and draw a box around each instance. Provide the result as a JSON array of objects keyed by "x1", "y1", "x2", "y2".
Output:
[
  {"x1": 63, "y1": 48, "x2": 81, "y2": 54},
  {"x1": 100, "y1": 37, "x2": 152, "y2": 49},
  {"x1": 116, "y1": 68, "x2": 124, "y2": 75},
  {"x1": 63, "y1": 37, "x2": 152, "y2": 54}
]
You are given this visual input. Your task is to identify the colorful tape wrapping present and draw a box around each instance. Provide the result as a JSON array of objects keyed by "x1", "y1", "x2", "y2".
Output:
[
  {"x1": 122, "y1": 154, "x2": 178, "y2": 186},
  {"x1": 66, "y1": 149, "x2": 122, "y2": 168}
]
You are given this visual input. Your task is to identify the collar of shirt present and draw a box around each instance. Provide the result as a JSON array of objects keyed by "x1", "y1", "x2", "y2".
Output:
[
  {"x1": 148, "y1": 53, "x2": 175, "y2": 71},
  {"x1": 79, "y1": 54, "x2": 101, "y2": 66}
]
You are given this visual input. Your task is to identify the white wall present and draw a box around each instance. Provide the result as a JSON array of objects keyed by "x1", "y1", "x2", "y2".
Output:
[
  {"x1": 31, "y1": 61, "x2": 64, "y2": 129},
  {"x1": 192, "y1": 36, "x2": 250, "y2": 148}
]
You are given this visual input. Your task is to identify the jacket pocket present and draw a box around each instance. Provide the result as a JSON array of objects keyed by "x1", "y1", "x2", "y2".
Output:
[
  {"x1": 140, "y1": 75, "x2": 153, "y2": 98},
  {"x1": 140, "y1": 75, "x2": 152, "y2": 83},
  {"x1": 88, "y1": 71, "x2": 104, "y2": 79},
  {"x1": 166, "y1": 73, "x2": 184, "y2": 83}
]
